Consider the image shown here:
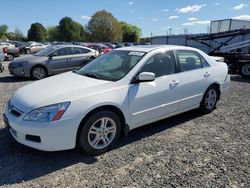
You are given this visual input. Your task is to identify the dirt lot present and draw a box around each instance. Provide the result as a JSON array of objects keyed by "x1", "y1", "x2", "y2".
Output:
[{"x1": 0, "y1": 60, "x2": 249, "y2": 188}]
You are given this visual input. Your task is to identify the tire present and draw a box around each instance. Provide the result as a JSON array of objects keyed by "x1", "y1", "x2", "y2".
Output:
[
  {"x1": 199, "y1": 85, "x2": 219, "y2": 113},
  {"x1": 0, "y1": 64, "x2": 4, "y2": 73},
  {"x1": 78, "y1": 110, "x2": 122, "y2": 155},
  {"x1": 240, "y1": 64, "x2": 250, "y2": 78},
  {"x1": 8, "y1": 54, "x2": 14, "y2": 61},
  {"x1": 31, "y1": 66, "x2": 47, "y2": 80}
]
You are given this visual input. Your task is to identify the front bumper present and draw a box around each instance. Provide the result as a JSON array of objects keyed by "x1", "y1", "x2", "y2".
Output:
[
  {"x1": 3, "y1": 104, "x2": 80, "y2": 151},
  {"x1": 8, "y1": 65, "x2": 29, "y2": 77}
]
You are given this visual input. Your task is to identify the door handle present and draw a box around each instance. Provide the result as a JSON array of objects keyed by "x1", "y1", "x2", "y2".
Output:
[
  {"x1": 66, "y1": 58, "x2": 71, "y2": 62},
  {"x1": 204, "y1": 71, "x2": 211, "y2": 77},
  {"x1": 170, "y1": 80, "x2": 180, "y2": 87}
]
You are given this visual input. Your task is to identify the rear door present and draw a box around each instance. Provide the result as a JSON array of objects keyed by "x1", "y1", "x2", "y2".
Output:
[
  {"x1": 47, "y1": 47, "x2": 78, "y2": 74},
  {"x1": 174, "y1": 50, "x2": 213, "y2": 110},
  {"x1": 71, "y1": 47, "x2": 92, "y2": 68}
]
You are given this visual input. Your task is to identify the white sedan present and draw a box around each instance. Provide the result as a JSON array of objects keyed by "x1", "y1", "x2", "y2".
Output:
[{"x1": 3, "y1": 45, "x2": 230, "y2": 155}]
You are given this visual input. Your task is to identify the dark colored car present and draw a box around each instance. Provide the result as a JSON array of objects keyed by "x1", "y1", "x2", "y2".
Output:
[{"x1": 8, "y1": 45, "x2": 98, "y2": 80}]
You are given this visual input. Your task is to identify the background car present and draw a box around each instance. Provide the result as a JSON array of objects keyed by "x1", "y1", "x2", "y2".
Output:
[
  {"x1": 0, "y1": 47, "x2": 6, "y2": 72},
  {"x1": 0, "y1": 42, "x2": 15, "y2": 49},
  {"x1": 0, "y1": 42, "x2": 20, "y2": 60},
  {"x1": 86, "y1": 44, "x2": 112, "y2": 55},
  {"x1": 8, "y1": 45, "x2": 98, "y2": 79},
  {"x1": 5, "y1": 47, "x2": 20, "y2": 61},
  {"x1": 25, "y1": 42, "x2": 48, "y2": 54}
]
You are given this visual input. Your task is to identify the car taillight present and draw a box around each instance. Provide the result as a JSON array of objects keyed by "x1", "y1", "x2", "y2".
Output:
[{"x1": 3, "y1": 47, "x2": 7, "y2": 54}]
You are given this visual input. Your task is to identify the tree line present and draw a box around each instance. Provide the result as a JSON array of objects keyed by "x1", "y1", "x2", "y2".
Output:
[{"x1": 0, "y1": 10, "x2": 142, "y2": 43}]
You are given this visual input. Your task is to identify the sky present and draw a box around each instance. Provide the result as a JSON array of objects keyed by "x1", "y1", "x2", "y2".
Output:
[{"x1": 0, "y1": 0, "x2": 250, "y2": 37}]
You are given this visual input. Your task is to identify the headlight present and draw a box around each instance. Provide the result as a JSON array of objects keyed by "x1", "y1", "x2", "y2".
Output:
[
  {"x1": 23, "y1": 102, "x2": 70, "y2": 122},
  {"x1": 10, "y1": 62, "x2": 27, "y2": 67},
  {"x1": 16, "y1": 62, "x2": 27, "y2": 67}
]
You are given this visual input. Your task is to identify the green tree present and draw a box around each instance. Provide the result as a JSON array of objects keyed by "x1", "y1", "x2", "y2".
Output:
[
  {"x1": 87, "y1": 10, "x2": 122, "y2": 42},
  {"x1": 120, "y1": 21, "x2": 141, "y2": 43},
  {"x1": 57, "y1": 17, "x2": 85, "y2": 42},
  {"x1": 47, "y1": 26, "x2": 59, "y2": 41},
  {"x1": 0, "y1": 24, "x2": 8, "y2": 38},
  {"x1": 27, "y1": 23, "x2": 47, "y2": 42}
]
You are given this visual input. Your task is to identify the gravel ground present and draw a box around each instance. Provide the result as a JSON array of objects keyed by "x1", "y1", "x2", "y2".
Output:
[{"x1": 0, "y1": 59, "x2": 249, "y2": 188}]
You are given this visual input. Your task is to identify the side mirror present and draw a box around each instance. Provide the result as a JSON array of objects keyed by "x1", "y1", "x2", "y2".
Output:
[{"x1": 137, "y1": 72, "x2": 155, "y2": 82}]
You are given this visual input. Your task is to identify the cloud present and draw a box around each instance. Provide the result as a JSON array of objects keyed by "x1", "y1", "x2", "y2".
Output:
[
  {"x1": 152, "y1": 18, "x2": 160, "y2": 21},
  {"x1": 129, "y1": 10, "x2": 135, "y2": 13},
  {"x1": 161, "y1": 27, "x2": 171, "y2": 31},
  {"x1": 214, "y1": 2, "x2": 220, "y2": 6},
  {"x1": 168, "y1": 16, "x2": 179, "y2": 20},
  {"x1": 176, "y1": 4, "x2": 206, "y2": 13},
  {"x1": 162, "y1": 9, "x2": 169, "y2": 12},
  {"x1": 233, "y1": 3, "x2": 247, "y2": 10},
  {"x1": 183, "y1": 20, "x2": 210, "y2": 26},
  {"x1": 233, "y1": 15, "x2": 250, "y2": 21},
  {"x1": 81, "y1": 15, "x2": 91, "y2": 20},
  {"x1": 128, "y1": 1, "x2": 134, "y2": 5},
  {"x1": 188, "y1": 17, "x2": 199, "y2": 21}
]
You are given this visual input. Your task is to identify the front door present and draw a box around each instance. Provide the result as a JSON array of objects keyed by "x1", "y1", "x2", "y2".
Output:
[
  {"x1": 128, "y1": 51, "x2": 180, "y2": 128},
  {"x1": 47, "y1": 47, "x2": 78, "y2": 74}
]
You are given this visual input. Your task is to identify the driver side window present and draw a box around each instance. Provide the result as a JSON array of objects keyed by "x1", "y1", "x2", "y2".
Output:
[
  {"x1": 140, "y1": 51, "x2": 176, "y2": 78},
  {"x1": 51, "y1": 47, "x2": 72, "y2": 56}
]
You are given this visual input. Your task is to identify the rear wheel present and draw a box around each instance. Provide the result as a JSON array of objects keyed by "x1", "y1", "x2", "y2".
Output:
[
  {"x1": 31, "y1": 66, "x2": 47, "y2": 80},
  {"x1": 7, "y1": 54, "x2": 14, "y2": 61},
  {"x1": 78, "y1": 110, "x2": 121, "y2": 155},
  {"x1": 240, "y1": 64, "x2": 250, "y2": 78},
  {"x1": 199, "y1": 85, "x2": 219, "y2": 113}
]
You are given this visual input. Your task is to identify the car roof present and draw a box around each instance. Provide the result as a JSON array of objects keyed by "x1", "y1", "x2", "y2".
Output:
[
  {"x1": 114, "y1": 45, "x2": 198, "y2": 52},
  {"x1": 54, "y1": 45, "x2": 94, "y2": 51}
]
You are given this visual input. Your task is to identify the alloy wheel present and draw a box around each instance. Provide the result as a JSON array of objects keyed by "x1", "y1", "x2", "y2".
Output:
[
  {"x1": 87, "y1": 117, "x2": 117, "y2": 150},
  {"x1": 205, "y1": 89, "x2": 217, "y2": 110},
  {"x1": 33, "y1": 67, "x2": 46, "y2": 79}
]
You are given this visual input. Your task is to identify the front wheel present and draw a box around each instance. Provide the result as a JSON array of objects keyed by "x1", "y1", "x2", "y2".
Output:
[
  {"x1": 31, "y1": 66, "x2": 47, "y2": 80},
  {"x1": 78, "y1": 111, "x2": 121, "y2": 155},
  {"x1": 199, "y1": 85, "x2": 219, "y2": 113},
  {"x1": 240, "y1": 64, "x2": 250, "y2": 78}
]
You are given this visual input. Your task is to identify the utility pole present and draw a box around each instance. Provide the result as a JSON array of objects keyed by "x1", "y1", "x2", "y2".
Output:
[
  {"x1": 150, "y1": 32, "x2": 153, "y2": 44},
  {"x1": 166, "y1": 30, "x2": 168, "y2": 44},
  {"x1": 169, "y1": 28, "x2": 172, "y2": 36},
  {"x1": 184, "y1": 28, "x2": 188, "y2": 35}
]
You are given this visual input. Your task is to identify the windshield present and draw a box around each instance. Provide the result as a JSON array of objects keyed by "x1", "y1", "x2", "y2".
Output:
[
  {"x1": 76, "y1": 50, "x2": 146, "y2": 81},
  {"x1": 34, "y1": 46, "x2": 59, "y2": 56}
]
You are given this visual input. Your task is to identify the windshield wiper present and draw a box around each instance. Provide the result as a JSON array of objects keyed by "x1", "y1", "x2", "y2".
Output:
[{"x1": 82, "y1": 73, "x2": 100, "y2": 79}]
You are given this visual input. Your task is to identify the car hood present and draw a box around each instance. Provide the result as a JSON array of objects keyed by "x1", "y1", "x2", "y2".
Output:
[
  {"x1": 11, "y1": 72, "x2": 113, "y2": 112},
  {"x1": 10, "y1": 55, "x2": 47, "y2": 64}
]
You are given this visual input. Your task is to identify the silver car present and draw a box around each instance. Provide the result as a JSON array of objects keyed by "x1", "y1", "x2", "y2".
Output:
[{"x1": 8, "y1": 45, "x2": 98, "y2": 79}]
